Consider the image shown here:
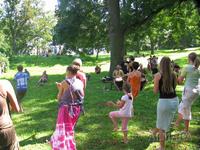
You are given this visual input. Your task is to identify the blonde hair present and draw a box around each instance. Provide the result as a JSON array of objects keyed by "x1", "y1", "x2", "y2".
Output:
[
  {"x1": 188, "y1": 52, "x2": 200, "y2": 69},
  {"x1": 159, "y1": 57, "x2": 176, "y2": 94},
  {"x1": 73, "y1": 58, "x2": 82, "y2": 67}
]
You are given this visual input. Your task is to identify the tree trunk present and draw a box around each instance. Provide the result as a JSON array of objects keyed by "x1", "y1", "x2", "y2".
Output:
[
  {"x1": 108, "y1": 0, "x2": 125, "y2": 75},
  {"x1": 96, "y1": 49, "x2": 100, "y2": 60},
  {"x1": 149, "y1": 36, "x2": 154, "y2": 54},
  {"x1": 12, "y1": 36, "x2": 17, "y2": 54}
]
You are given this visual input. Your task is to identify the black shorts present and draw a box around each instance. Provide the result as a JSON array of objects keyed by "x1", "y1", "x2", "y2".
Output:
[
  {"x1": 152, "y1": 68, "x2": 158, "y2": 75},
  {"x1": 0, "y1": 126, "x2": 19, "y2": 150},
  {"x1": 16, "y1": 90, "x2": 27, "y2": 103}
]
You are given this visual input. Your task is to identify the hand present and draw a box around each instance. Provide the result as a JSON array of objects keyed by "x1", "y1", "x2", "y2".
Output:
[
  {"x1": 56, "y1": 82, "x2": 62, "y2": 90},
  {"x1": 106, "y1": 101, "x2": 115, "y2": 107},
  {"x1": 116, "y1": 100, "x2": 121, "y2": 106}
]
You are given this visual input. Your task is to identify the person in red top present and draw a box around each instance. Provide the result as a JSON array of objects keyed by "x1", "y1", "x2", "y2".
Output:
[
  {"x1": 72, "y1": 58, "x2": 87, "y2": 93},
  {"x1": 127, "y1": 62, "x2": 141, "y2": 99}
]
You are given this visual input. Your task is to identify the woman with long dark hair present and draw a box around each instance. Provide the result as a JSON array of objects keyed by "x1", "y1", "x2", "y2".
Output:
[
  {"x1": 50, "y1": 65, "x2": 84, "y2": 150},
  {"x1": 153, "y1": 57, "x2": 179, "y2": 150}
]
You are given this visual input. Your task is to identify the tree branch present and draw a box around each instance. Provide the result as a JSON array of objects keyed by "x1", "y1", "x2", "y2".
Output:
[{"x1": 122, "y1": 0, "x2": 187, "y2": 34}]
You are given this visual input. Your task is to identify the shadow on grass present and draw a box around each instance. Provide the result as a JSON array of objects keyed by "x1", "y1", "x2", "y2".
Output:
[
  {"x1": 8, "y1": 62, "x2": 200, "y2": 149},
  {"x1": 19, "y1": 134, "x2": 51, "y2": 146}
]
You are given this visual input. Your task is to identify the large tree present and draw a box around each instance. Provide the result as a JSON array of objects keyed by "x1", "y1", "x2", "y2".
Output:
[
  {"x1": 55, "y1": 0, "x2": 200, "y2": 74},
  {"x1": 107, "y1": 0, "x2": 192, "y2": 73}
]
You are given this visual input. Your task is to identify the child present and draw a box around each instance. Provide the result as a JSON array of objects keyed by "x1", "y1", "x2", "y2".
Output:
[
  {"x1": 38, "y1": 70, "x2": 48, "y2": 85},
  {"x1": 108, "y1": 83, "x2": 133, "y2": 144}
]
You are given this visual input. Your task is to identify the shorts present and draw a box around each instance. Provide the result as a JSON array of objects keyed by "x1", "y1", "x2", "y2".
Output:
[
  {"x1": 156, "y1": 97, "x2": 179, "y2": 132},
  {"x1": 0, "y1": 126, "x2": 19, "y2": 150},
  {"x1": 178, "y1": 87, "x2": 198, "y2": 120},
  {"x1": 109, "y1": 111, "x2": 132, "y2": 131},
  {"x1": 16, "y1": 90, "x2": 27, "y2": 103}
]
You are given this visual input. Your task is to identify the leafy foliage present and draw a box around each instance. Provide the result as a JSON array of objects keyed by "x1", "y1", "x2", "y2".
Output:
[{"x1": 1, "y1": 0, "x2": 55, "y2": 54}]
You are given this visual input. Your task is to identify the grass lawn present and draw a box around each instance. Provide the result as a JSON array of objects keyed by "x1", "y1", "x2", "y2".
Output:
[{"x1": 2, "y1": 49, "x2": 200, "y2": 150}]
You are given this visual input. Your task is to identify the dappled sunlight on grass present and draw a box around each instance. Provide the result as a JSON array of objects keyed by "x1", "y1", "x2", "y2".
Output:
[{"x1": 1, "y1": 52, "x2": 199, "y2": 149}]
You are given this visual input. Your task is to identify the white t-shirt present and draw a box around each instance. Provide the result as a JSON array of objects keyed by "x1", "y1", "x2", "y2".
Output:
[{"x1": 119, "y1": 94, "x2": 133, "y2": 117}]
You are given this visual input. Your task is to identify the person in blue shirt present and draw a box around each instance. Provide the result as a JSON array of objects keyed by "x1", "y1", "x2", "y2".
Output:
[{"x1": 14, "y1": 65, "x2": 29, "y2": 112}]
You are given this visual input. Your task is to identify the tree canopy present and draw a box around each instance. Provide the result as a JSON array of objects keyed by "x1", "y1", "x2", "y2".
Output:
[
  {"x1": 54, "y1": 0, "x2": 200, "y2": 73},
  {"x1": 0, "y1": 0, "x2": 56, "y2": 55}
]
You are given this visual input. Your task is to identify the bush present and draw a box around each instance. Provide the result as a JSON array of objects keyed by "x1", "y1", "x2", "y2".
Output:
[{"x1": 0, "y1": 53, "x2": 9, "y2": 72}]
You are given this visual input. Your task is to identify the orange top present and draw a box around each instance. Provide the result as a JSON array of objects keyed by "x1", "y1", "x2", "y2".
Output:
[{"x1": 128, "y1": 71, "x2": 141, "y2": 98}]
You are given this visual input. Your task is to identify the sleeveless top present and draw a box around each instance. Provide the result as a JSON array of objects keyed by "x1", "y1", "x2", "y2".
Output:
[
  {"x1": 0, "y1": 92, "x2": 13, "y2": 129},
  {"x1": 59, "y1": 77, "x2": 84, "y2": 107},
  {"x1": 128, "y1": 71, "x2": 141, "y2": 98},
  {"x1": 159, "y1": 75, "x2": 177, "y2": 99}
]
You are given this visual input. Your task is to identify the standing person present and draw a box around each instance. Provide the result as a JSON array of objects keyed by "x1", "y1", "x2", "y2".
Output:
[
  {"x1": 120, "y1": 56, "x2": 129, "y2": 74},
  {"x1": 151, "y1": 55, "x2": 158, "y2": 75},
  {"x1": 24, "y1": 69, "x2": 30, "y2": 79},
  {"x1": 127, "y1": 62, "x2": 141, "y2": 99},
  {"x1": 175, "y1": 52, "x2": 200, "y2": 133},
  {"x1": 50, "y1": 65, "x2": 84, "y2": 150},
  {"x1": 153, "y1": 57, "x2": 179, "y2": 150},
  {"x1": 14, "y1": 65, "x2": 29, "y2": 112},
  {"x1": 0, "y1": 79, "x2": 20, "y2": 150},
  {"x1": 72, "y1": 58, "x2": 87, "y2": 92},
  {"x1": 108, "y1": 83, "x2": 133, "y2": 144}
]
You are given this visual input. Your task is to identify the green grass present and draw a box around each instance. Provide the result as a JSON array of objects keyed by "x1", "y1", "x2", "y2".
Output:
[
  {"x1": 9, "y1": 54, "x2": 110, "y2": 69},
  {"x1": 2, "y1": 49, "x2": 200, "y2": 150}
]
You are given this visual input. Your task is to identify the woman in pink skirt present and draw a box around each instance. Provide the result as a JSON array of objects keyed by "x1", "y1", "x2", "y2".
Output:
[{"x1": 50, "y1": 65, "x2": 84, "y2": 150}]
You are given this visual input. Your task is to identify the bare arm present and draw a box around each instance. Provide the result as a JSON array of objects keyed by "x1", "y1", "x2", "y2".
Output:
[
  {"x1": 153, "y1": 73, "x2": 161, "y2": 94},
  {"x1": 56, "y1": 81, "x2": 68, "y2": 101},
  {"x1": 177, "y1": 76, "x2": 184, "y2": 85},
  {"x1": 6, "y1": 81, "x2": 20, "y2": 112},
  {"x1": 106, "y1": 100, "x2": 125, "y2": 108},
  {"x1": 116, "y1": 100, "x2": 125, "y2": 109}
]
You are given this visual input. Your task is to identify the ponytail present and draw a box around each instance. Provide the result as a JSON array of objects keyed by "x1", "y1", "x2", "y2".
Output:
[
  {"x1": 188, "y1": 52, "x2": 200, "y2": 69},
  {"x1": 194, "y1": 57, "x2": 200, "y2": 69}
]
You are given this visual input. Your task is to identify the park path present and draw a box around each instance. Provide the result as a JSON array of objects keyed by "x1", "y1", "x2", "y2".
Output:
[{"x1": 3, "y1": 49, "x2": 200, "y2": 78}]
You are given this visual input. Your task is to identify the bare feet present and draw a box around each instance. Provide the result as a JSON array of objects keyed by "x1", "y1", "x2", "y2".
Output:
[
  {"x1": 149, "y1": 128, "x2": 159, "y2": 136},
  {"x1": 123, "y1": 138, "x2": 128, "y2": 144},
  {"x1": 113, "y1": 127, "x2": 119, "y2": 132},
  {"x1": 156, "y1": 147, "x2": 164, "y2": 150}
]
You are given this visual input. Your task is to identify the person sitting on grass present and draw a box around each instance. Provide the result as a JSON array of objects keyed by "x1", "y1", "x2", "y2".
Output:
[
  {"x1": 95, "y1": 65, "x2": 101, "y2": 74},
  {"x1": 108, "y1": 83, "x2": 133, "y2": 144},
  {"x1": 38, "y1": 71, "x2": 48, "y2": 86},
  {"x1": 113, "y1": 65, "x2": 124, "y2": 91}
]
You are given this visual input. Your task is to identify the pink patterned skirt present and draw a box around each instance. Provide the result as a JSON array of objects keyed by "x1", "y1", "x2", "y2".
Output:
[{"x1": 50, "y1": 105, "x2": 81, "y2": 150}]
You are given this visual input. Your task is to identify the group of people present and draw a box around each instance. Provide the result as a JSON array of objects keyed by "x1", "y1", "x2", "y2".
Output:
[
  {"x1": 112, "y1": 56, "x2": 147, "y2": 92},
  {"x1": 107, "y1": 52, "x2": 200, "y2": 150},
  {"x1": 0, "y1": 52, "x2": 199, "y2": 150},
  {"x1": 147, "y1": 55, "x2": 159, "y2": 75}
]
